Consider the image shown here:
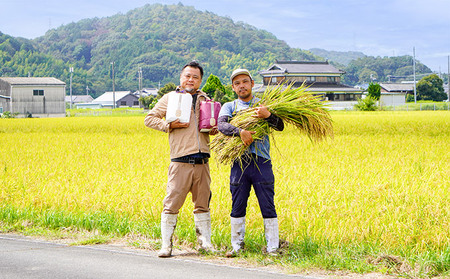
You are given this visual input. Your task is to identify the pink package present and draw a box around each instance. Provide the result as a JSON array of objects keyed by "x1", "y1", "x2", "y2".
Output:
[{"x1": 199, "y1": 100, "x2": 221, "y2": 132}]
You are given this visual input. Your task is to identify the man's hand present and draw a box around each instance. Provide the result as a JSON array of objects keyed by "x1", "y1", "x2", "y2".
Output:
[
  {"x1": 169, "y1": 120, "x2": 189, "y2": 129},
  {"x1": 209, "y1": 127, "x2": 219, "y2": 135},
  {"x1": 254, "y1": 105, "x2": 271, "y2": 119},
  {"x1": 240, "y1": 129, "x2": 256, "y2": 146}
]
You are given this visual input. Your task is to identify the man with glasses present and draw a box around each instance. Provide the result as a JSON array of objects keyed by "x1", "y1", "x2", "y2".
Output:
[{"x1": 145, "y1": 61, "x2": 217, "y2": 257}]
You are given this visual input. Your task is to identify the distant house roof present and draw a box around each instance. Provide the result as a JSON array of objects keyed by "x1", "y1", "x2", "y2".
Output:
[
  {"x1": 92, "y1": 91, "x2": 139, "y2": 106},
  {"x1": 142, "y1": 88, "x2": 158, "y2": 97},
  {"x1": 0, "y1": 77, "x2": 65, "y2": 86},
  {"x1": 65, "y1": 95, "x2": 94, "y2": 103},
  {"x1": 259, "y1": 61, "x2": 345, "y2": 76},
  {"x1": 92, "y1": 91, "x2": 134, "y2": 104},
  {"x1": 379, "y1": 83, "x2": 414, "y2": 93},
  {"x1": 132, "y1": 88, "x2": 158, "y2": 97}
]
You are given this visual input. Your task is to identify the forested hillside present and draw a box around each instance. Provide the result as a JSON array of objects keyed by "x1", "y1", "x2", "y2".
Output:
[
  {"x1": 343, "y1": 55, "x2": 432, "y2": 85},
  {"x1": 309, "y1": 48, "x2": 433, "y2": 85},
  {"x1": 309, "y1": 48, "x2": 366, "y2": 66},
  {"x1": 0, "y1": 3, "x2": 434, "y2": 96},
  {"x1": 31, "y1": 3, "x2": 319, "y2": 96},
  {"x1": 0, "y1": 32, "x2": 92, "y2": 94}
]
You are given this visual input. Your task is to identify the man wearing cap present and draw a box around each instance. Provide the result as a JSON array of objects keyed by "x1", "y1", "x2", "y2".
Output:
[
  {"x1": 145, "y1": 61, "x2": 217, "y2": 257},
  {"x1": 217, "y1": 69, "x2": 284, "y2": 256}
]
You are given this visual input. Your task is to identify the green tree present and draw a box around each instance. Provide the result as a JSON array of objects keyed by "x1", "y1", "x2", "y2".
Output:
[
  {"x1": 157, "y1": 82, "x2": 176, "y2": 98},
  {"x1": 354, "y1": 97, "x2": 378, "y2": 111},
  {"x1": 202, "y1": 74, "x2": 226, "y2": 98},
  {"x1": 416, "y1": 74, "x2": 447, "y2": 101},
  {"x1": 212, "y1": 88, "x2": 235, "y2": 104},
  {"x1": 139, "y1": 95, "x2": 155, "y2": 109},
  {"x1": 221, "y1": 85, "x2": 237, "y2": 104},
  {"x1": 367, "y1": 82, "x2": 381, "y2": 100},
  {"x1": 201, "y1": 74, "x2": 236, "y2": 104},
  {"x1": 358, "y1": 68, "x2": 378, "y2": 83}
]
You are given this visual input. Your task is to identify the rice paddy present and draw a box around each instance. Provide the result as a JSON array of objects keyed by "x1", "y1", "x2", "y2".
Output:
[{"x1": 1, "y1": 111, "x2": 449, "y2": 277}]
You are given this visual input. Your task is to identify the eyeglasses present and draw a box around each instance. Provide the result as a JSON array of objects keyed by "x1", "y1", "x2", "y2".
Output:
[{"x1": 183, "y1": 74, "x2": 200, "y2": 81}]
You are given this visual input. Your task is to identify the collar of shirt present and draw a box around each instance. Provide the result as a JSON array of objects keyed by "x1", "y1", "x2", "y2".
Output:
[
  {"x1": 237, "y1": 96, "x2": 259, "y2": 107},
  {"x1": 176, "y1": 87, "x2": 200, "y2": 94}
]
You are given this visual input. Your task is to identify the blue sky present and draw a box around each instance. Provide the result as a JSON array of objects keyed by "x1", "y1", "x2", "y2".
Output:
[{"x1": 1, "y1": 0, "x2": 449, "y2": 72}]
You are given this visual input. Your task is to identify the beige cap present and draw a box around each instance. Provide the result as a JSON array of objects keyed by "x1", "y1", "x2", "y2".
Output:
[{"x1": 230, "y1": 69, "x2": 253, "y2": 82}]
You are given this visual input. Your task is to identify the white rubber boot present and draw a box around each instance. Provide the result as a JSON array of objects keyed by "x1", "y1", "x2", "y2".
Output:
[
  {"x1": 194, "y1": 212, "x2": 214, "y2": 252},
  {"x1": 158, "y1": 213, "x2": 177, "y2": 258},
  {"x1": 264, "y1": 218, "x2": 279, "y2": 255},
  {"x1": 230, "y1": 216, "x2": 245, "y2": 254}
]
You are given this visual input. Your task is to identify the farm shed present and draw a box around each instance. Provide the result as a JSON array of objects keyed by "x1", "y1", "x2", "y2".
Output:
[
  {"x1": 379, "y1": 83, "x2": 411, "y2": 106},
  {"x1": 0, "y1": 77, "x2": 66, "y2": 117}
]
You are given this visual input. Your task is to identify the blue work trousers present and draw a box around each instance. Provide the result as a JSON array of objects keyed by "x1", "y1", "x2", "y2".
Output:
[{"x1": 230, "y1": 155, "x2": 277, "y2": 219}]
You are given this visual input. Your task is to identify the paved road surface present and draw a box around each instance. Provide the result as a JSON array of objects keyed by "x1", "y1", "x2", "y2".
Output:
[{"x1": 0, "y1": 234, "x2": 320, "y2": 279}]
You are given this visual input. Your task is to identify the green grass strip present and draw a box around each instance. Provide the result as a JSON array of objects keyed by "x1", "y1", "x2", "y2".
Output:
[{"x1": 1, "y1": 204, "x2": 449, "y2": 278}]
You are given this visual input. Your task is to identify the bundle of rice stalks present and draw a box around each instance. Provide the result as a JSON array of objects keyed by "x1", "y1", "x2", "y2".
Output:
[{"x1": 210, "y1": 83, "x2": 333, "y2": 165}]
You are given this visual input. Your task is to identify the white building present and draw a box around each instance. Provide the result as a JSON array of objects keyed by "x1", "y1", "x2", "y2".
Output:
[
  {"x1": 65, "y1": 95, "x2": 94, "y2": 106},
  {"x1": 91, "y1": 91, "x2": 140, "y2": 108}
]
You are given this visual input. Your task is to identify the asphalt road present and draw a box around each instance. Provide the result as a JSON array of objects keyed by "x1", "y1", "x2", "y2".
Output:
[{"x1": 0, "y1": 234, "x2": 320, "y2": 279}]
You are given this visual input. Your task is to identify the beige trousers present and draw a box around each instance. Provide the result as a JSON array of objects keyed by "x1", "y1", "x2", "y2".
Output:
[{"x1": 163, "y1": 162, "x2": 211, "y2": 214}]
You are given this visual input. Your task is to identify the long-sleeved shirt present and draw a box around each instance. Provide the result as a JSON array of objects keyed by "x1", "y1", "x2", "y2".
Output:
[
  {"x1": 218, "y1": 97, "x2": 284, "y2": 160},
  {"x1": 144, "y1": 88, "x2": 211, "y2": 159}
]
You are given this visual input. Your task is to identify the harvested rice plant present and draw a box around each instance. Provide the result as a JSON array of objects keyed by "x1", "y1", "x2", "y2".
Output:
[
  {"x1": 211, "y1": 84, "x2": 333, "y2": 165},
  {"x1": 1, "y1": 111, "x2": 449, "y2": 277}
]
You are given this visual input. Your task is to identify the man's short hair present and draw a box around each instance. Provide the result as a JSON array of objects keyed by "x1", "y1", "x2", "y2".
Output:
[{"x1": 182, "y1": 61, "x2": 204, "y2": 78}]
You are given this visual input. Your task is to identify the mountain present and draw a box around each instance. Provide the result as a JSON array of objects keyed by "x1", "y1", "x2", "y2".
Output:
[
  {"x1": 0, "y1": 32, "x2": 90, "y2": 92},
  {"x1": 308, "y1": 48, "x2": 433, "y2": 85},
  {"x1": 0, "y1": 3, "x2": 434, "y2": 95},
  {"x1": 342, "y1": 55, "x2": 432, "y2": 85},
  {"x1": 31, "y1": 3, "x2": 319, "y2": 95},
  {"x1": 309, "y1": 48, "x2": 366, "y2": 66}
]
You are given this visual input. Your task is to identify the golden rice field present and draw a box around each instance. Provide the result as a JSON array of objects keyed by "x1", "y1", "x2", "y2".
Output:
[{"x1": 1, "y1": 111, "x2": 449, "y2": 274}]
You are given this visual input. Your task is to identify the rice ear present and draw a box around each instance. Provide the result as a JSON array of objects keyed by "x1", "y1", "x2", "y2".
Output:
[{"x1": 211, "y1": 82, "x2": 333, "y2": 165}]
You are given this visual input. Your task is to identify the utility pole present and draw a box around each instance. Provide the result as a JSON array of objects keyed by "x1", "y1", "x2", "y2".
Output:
[
  {"x1": 139, "y1": 67, "x2": 143, "y2": 91},
  {"x1": 413, "y1": 47, "x2": 417, "y2": 103},
  {"x1": 69, "y1": 67, "x2": 74, "y2": 109},
  {"x1": 138, "y1": 67, "x2": 143, "y2": 96},
  {"x1": 111, "y1": 62, "x2": 116, "y2": 109}
]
